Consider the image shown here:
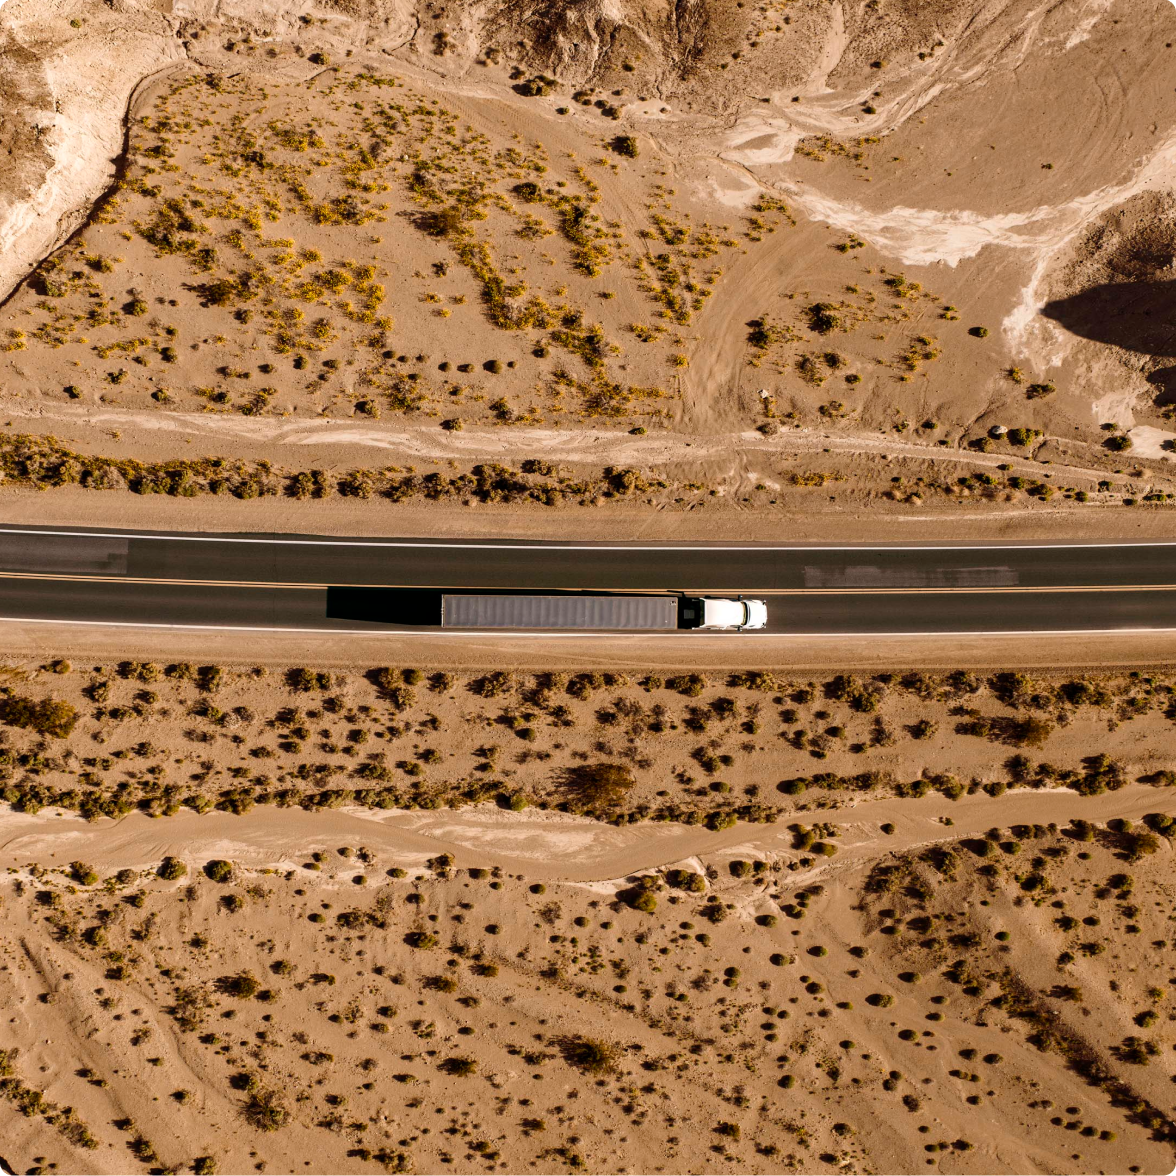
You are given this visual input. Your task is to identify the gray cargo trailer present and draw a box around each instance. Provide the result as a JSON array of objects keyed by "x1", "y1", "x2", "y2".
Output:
[{"x1": 441, "y1": 594, "x2": 678, "y2": 630}]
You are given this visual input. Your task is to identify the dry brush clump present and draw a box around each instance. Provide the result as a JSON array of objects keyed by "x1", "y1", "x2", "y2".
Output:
[{"x1": 0, "y1": 432, "x2": 681, "y2": 508}]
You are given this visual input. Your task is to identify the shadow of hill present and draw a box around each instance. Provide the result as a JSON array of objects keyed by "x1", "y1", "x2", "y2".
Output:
[{"x1": 1041, "y1": 279, "x2": 1176, "y2": 358}]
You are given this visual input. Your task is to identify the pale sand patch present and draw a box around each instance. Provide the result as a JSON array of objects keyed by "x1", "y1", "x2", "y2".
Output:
[
  {"x1": 0, "y1": 784, "x2": 1168, "y2": 882},
  {"x1": 1128, "y1": 424, "x2": 1176, "y2": 458}
]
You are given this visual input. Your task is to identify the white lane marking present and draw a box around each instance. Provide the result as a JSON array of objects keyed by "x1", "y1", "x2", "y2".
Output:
[
  {"x1": 0, "y1": 525, "x2": 1175, "y2": 553},
  {"x1": 0, "y1": 617, "x2": 1174, "y2": 637},
  {"x1": 2, "y1": 570, "x2": 1176, "y2": 594}
]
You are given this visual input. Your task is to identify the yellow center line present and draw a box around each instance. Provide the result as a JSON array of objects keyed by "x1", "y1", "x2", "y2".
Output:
[{"x1": 1, "y1": 571, "x2": 1176, "y2": 595}]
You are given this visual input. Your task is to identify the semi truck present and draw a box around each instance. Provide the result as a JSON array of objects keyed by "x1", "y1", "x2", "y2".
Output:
[{"x1": 439, "y1": 594, "x2": 767, "y2": 631}]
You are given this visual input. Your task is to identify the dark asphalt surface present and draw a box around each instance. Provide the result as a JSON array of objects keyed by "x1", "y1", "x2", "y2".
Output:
[{"x1": 0, "y1": 524, "x2": 1175, "y2": 633}]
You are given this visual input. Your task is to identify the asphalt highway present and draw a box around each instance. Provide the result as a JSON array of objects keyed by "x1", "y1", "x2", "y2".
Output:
[{"x1": 1, "y1": 524, "x2": 1176, "y2": 634}]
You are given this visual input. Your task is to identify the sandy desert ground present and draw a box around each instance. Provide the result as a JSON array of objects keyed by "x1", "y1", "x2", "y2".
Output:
[
  {"x1": 3, "y1": 1, "x2": 1176, "y2": 1174},
  {"x1": 0, "y1": 0, "x2": 1174, "y2": 538},
  {"x1": 0, "y1": 659, "x2": 1167, "y2": 1172}
]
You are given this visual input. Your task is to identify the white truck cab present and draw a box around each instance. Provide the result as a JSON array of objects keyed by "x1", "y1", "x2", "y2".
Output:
[{"x1": 695, "y1": 597, "x2": 768, "y2": 631}]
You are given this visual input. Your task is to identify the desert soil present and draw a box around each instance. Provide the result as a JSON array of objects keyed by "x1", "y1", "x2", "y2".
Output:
[
  {"x1": 3, "y1": 2, "x2": 1176, "y2": 1174},
  {"x1": 0, "y1": 0, "x2": 1174, "y2": 538}
]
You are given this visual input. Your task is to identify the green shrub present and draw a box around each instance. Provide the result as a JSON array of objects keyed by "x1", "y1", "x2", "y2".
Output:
[
  {"x1": 157, "y1": 857, "x2": 187, "y2": 881},
  {"x1": 242, "y1": 1088, "x2": 289, "y2": 1131},
  {"x1": 0, "y1": 695, "x2": 78, "y2": 737},
  {"x1": 806, "y1": 303, "x2": 841, "y2": 334},
  {"x1": 204, "y1": 859, "x2": 234, "y2": 883},
  {"x1": 556, "y1": 1036, "x2": 617, "y2": 1073},
  {"x1": 216, "y1": 972, "x2": 260, "y2": 999},
  {"x1": 287, "y1": 667, "x2": 332, "y2": 692},
  {"x1": 611, "y1": 135, "x2": 639, "y2": 157}
]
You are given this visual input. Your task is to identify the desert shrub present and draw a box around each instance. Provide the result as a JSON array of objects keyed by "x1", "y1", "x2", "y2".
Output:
[
  {"x1": 242, "y1": 1088, "x2": 289, "y2": 1131},
  {"x1": 666, "y1": 869, "x2": 706, "y2": 892},
  {"x1": 470, "y1": 671, "x2": 515, "y2": 698},
  {"x1": 1118, "y1": 830, "x2": 1161, "y2": 862},
  {"x1": 204, "y1": 860, "x2": 234, "y2": 883},
  {"x1": 157, "y1": 857, "x2": 187, "y2": 881},
  {"x1": 559, "y1": 763, "x2": 635, "y2": 808},
  {"x1": 1143, "y1": 812, "x2": 1176, "y2": 839},
  {"x1": 512, "y1": 74, "x2": 555, "y2": 96},
  {"x1": 567, "y1": 672, "x2": 605, "y2": 699},
  {"x1": 806, "y1": 303, "x2": 841, "y2": 334},
  {"x1": 1073, "y1": 754, "x2": 1126, "y2": 796},
  {"x1": 287, "y1": 667, "x2": 332, "y2": 692},
  {"x1": 556, "y1": 1036, "x2": 617, "y2": 1073},
  {"x1": 69, "y1": 861, "x2": 99, "y2": 886},
  {"x1": 611, "y1": 135, "x2": 639, "y2": 157},
  {"x1": 119, "y1": 661, "x2": 160, "y2": 682},
  {"x1": 1111, "y1": 1036, "x2": 1158, "y2": 1065},
  {"x1": 955, "y1": 714, "x2": 1053, "y2": 748},
  {"x1": 0, "y1": 695, "x2": 78, "y2": 738},
  {"x1": 438, "y1": 1056, "x2": 477, "y2": 1076},
  {"x1": 215, "y1": 972, "x2": 260, "y2": 999}
]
